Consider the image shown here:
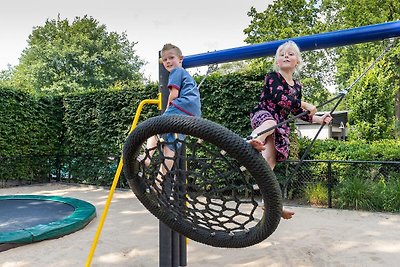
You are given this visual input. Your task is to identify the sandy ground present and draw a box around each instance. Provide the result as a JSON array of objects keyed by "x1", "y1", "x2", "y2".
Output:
[{"x1": 0, "y1": 183, "x2": 399, "y2": 267}]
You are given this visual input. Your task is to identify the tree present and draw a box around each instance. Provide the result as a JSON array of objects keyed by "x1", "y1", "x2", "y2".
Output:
[
  {"x1": 8, "y1": 15, "x2": 145, "y2": 94},
  {"x1": 0, "y1": 66, "x2": 14, "y2": 88},
  {"x1": 347, "y1": 63, "x2": 395, "y2": 140},
  {"x1": 245, "y1": 0, "x2": 400, "y2": 139},
  {"x1": 321, "y1": 0, "x2": 400, "y2": 139},
  {"x1": 244, "y1": 0, "x2": 333, "y2": 107}
]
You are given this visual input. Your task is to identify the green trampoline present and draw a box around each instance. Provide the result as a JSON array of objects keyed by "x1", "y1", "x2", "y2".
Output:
[{"x1": 0, "y1": 195, "x2": 96, "y2": 251}]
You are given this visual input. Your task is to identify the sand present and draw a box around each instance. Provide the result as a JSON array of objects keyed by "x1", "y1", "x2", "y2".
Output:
[{"x1": 1, "y1": 183, "x2": 399, "y2": 267}]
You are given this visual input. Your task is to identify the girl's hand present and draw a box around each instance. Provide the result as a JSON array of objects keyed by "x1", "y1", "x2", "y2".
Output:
[
  {"x1": 312, "y1": 113, "x2": 332, "y2": 125},
  {"x1": 301, "y1": 101, "x2": 317, "y2": 116},
  {"x1": 320, "y1": 113, "x2": 332, "y2": 125}
]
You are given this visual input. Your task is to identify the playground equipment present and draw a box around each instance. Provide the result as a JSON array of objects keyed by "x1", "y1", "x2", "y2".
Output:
[
  {"x1": 0, "y1": 195, "x2": 96, "y2": 252},
  {"x1": 87, "y1": 20, "x2": 400, "y2": 267}
]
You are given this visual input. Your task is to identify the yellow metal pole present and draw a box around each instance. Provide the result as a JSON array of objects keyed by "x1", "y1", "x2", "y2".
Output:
[
  {"x1": 85, "y1": 93, "x2": 162, "y2": 267},
  {"x1": 128, "y1": 93, "x2": 162, "y2": 134}
]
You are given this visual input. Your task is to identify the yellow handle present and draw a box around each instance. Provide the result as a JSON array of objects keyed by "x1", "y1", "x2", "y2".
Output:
[{"x1": 85, "y1": 93, "x2": 162, "y2": 267}]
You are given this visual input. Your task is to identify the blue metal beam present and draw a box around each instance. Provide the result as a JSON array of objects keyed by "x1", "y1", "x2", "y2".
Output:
[{"x1": 183, "y1": 20, "x2": 400, "y2": 69}]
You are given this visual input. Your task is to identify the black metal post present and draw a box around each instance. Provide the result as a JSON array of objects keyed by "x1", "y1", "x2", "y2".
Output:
[
  {"x1": 158, "y1": 51, "x2": 187, "y2": 267},
  {"x1": 327, "y1": 161, "x2": 332, "y2": 208},
  {"x1": 177, "y1": 147, "x2": 187, "y2": 267},
  {"x1": 159, "y1": 221, "x2": 172, "y2": 266}
]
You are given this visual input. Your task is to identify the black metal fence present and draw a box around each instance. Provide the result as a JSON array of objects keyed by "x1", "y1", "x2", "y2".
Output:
[
  {"x1": 275, "y1": 160, "x2": 400, "y2": 210},
  {"x1": 0, "y1": 155, "x2": 127, "y2": 189},
  {"x1": 1, "y1": 155, "x2": 399, "y2": 211}
]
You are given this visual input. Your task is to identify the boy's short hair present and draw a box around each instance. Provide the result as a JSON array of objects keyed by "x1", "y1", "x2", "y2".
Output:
[{"x1": 161, "y1": 43, "x2": 183, "y2": 57}]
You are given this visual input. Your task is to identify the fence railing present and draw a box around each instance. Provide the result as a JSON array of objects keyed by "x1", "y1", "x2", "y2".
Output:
[
  {"x1": 0, "y1": 155, "x2": 127, "y2": 189},
  {"x1": 275, "y1": 160, "x2": 400, "y2": 209},
  {"x1": 1, "y1": 155, "x2": 399, "y2": 211}
]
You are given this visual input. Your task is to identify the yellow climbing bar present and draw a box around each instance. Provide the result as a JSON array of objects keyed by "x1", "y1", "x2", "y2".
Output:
[
  {"x1": 128, "y1": 93, "x2": 162, "y2": 134},
  {"x1": 85, "y1": 93, "x2": 162, "y2": 267}
]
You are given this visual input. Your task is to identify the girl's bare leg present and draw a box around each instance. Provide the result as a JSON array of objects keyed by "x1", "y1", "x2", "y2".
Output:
[
  {"x1": 250, "y1": 122, "x2": 294, "y2": 219},
  {"x1": 261, "y1": 135, "x2": 277, "y2": 170},
  {"x1": 248, "y1": 120, "x2": 277, "y2": 152}
]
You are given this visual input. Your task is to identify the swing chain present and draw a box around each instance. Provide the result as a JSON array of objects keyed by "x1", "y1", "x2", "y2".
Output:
[
  {"x1": 340, "y1": 38, "x2": 397, "y2": 95},
  {"x1": 197, "y1": 63, "x2": 218, "y2": 89},
  {"x1": 282, "y1": 38, "x2": 398, "y2": 191}
]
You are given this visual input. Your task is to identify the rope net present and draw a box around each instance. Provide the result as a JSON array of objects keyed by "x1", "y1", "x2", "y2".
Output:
[
  {"x1": 142, "y1": 136, "x2": 260, "y2": 232},
  {"x1": 123, "y1": 115, "x2": 282, "y2": 248}
]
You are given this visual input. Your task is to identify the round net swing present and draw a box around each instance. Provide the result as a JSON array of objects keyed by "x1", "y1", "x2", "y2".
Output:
[{"x1": 123, "y1": 115, "x2": 282, "y2": 248}]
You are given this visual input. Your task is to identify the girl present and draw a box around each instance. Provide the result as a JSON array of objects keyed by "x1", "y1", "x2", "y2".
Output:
[{"x1": 249, "y1": 41, "x2": 332, "y2": 219}]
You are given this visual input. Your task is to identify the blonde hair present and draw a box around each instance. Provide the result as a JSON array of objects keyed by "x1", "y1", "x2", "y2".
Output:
[
  {"x1": 161, "y1": 43, "x2": 183, "y2": 57},
  {"x1": 273, "y1": 40, "x2": 304, "y2": 76}
]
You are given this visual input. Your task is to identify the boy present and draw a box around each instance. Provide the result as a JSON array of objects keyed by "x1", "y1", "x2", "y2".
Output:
[{"x1": 139, "y1": 44, "x2": 201, "y2": 191}]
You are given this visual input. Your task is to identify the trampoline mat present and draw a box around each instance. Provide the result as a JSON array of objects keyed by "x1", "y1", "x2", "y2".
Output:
[
  {"x1": 0, "y1": 199, "x2": 75, "y2": 232},
  {"x1": 0, "y1": 195, "x2": 96, "y2": 252}
]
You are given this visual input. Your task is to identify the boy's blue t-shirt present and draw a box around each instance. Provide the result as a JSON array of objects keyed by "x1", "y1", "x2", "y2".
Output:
[{"x1": 166, "y1": 67, "x2": 201, "y2": 117}]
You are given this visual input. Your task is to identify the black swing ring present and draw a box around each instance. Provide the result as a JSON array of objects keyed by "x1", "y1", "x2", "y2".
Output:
[{"x1": 123, "y1": 115, "x2": 282, "y2": 248}]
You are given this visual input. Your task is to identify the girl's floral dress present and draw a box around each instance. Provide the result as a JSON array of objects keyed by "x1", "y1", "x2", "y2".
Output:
[{"x1": 250, "y1": 72, "x2": 313, "y2": 161}]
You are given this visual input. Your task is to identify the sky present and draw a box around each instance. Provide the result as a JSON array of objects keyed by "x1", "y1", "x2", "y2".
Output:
[{"x1": 0, "y1": 0, "x2": 273, "y2": 81}]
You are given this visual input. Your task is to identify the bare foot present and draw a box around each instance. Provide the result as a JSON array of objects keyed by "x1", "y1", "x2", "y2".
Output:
[
  {"x1": 260, "y1": 205, "x2": 294, "y2": 220},
  {"x1": 281, "y1": 209, "x2": 295, "y2": 220},
  {"x1": 248, "y1": 139, "x2": 266, "y2": 152}
]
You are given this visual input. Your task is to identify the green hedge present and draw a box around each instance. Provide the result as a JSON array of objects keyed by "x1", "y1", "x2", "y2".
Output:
[
  {"x1": 300, "y1": 138, "x2": 400, "y2": 161},
  {"x1": 0, "y1": 88, "x2": 63, "y2": 184},
  {"x1": 198, "y1": 71, "x2": 264, "y2": 137},
  {"x1": 59, "y1": 84, "x2": 159, "y2": 185},
  {"x1": 1, "y1": 71, "x2": 399, "y2": 195},
  {"x1": 62, "y1": 84, "x2": 158, "y2": 156},
  {"x1": 0, "y1": 84, "x2": 159, "y2": 185},
  {"x1": 0, "y1": 88, "x2": 62, "y2": 156}
]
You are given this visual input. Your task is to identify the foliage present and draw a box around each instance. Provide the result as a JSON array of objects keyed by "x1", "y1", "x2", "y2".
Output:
[
  {"x1": 300, "y1": 138, "x2": 400, "y2": 161},
  {"x1": 62, "y1": 83, "x2": 158, "y2": 156},
  {"x1": 244, "y1": 0, "x2": 333, "y2": 106},
  {"x1": 304, "y1": 182, "x2": 328, "y2": 206},
  {"x1": 381, "y1": 179, "x2": 400, "y2": 212},
  {"x1": 197, "y1": 70, "x2": 264, "y2": 137},
  {"x1": 321, "y1": 0, "x2": 400, "y2": 137},
  {"x1": 0, "y1": 87, "x2": 63, "y2": 183},
  {"x1": 0, "y1": 88, "x2": 62, "y2": 157},
  {"x1": 334, "y1": 176, "x2": 400, "y2": 212},
  {"x1": 7, "y1": 15, "x2": 145, "y2": 94},
  {"x1": 346, "y1": 62, "x2": 396, "y2": 140},
  {"x1": 0, "y1": 66, "x2": 14, "y2": 88},
  {"x1": 321, "y1": 0, "x2": 400, "y2": 88},
  {"x1": 334, "y1": 176, "x2": 374, "y2": 210}
]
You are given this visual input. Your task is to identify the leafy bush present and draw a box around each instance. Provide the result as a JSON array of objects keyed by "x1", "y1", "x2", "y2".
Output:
[
  {"x1": 384, "y1": 179, "x2": 400, "y2": 212},
  {"x1": 197, "y1": 71, "x2": 263, "y2": 137},
  {"x1": 300, "y1": 138, "x2": 400, "y2": 162},
  {"x1": 334, "y1": 176, "x2": 374, "y2": 210},
  {"x1": 304, "y1": 182, "x2": 328, "y2": 206}
]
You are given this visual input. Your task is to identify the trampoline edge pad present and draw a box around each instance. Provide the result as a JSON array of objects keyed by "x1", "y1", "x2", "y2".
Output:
[{"x1": 0, "y1": 195, "x2": 96, "y2": 244}]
